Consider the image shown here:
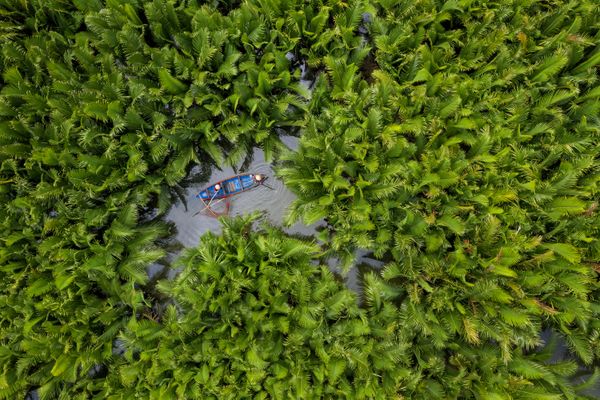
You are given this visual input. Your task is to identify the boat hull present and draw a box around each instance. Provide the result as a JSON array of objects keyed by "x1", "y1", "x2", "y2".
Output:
[{"x1": 196, "y1": 174, "x2": 262, "y2": 202}]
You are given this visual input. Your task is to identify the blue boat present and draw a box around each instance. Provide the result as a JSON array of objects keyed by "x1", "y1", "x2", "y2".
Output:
[{"x1": 196, "y1": 173, "x2": 266, "y2": 203}]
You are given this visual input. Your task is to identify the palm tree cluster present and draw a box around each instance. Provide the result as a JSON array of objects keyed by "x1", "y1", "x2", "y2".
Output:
[
  {"x1": 0, "y1": 0, "x2": 351, "y2": 397},
  {"x1": 0, "y1": 0, "x2": 599, "y2": 398},
  {"x1": 278, "y1": 0, "x2": 600, "y2": 397},
  {"x1": 96, "y1": 214, "x2": 407, "y2": 398}
]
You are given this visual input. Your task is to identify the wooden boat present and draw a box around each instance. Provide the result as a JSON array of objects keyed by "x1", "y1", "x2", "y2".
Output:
[{"x1": 196, "y1": 173, "x2": 267, "y2": 203}]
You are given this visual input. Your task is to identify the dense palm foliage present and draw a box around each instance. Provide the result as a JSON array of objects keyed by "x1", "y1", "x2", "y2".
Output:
[
  {"x1": 0, "y1": 0, "x2": 599, "y2": 398},
  {"x1": 97, "y1": 214, "x2": 406, "y2": 398},
  {"x1": 0, "y1": 0, "x2": 330, "y2": 397},
  {"x1": 279, "y1": 0, "x2": 600, "y2": 398}
]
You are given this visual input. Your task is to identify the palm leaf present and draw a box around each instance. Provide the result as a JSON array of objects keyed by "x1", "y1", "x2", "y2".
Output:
[{"x1": 158, "y1": 68, "x2": 188, "y2": 94}]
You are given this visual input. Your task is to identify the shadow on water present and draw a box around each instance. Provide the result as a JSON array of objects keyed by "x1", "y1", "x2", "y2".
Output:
[
  {"x1": 324, "y1": 250, "x2": 385, "y2": 298},
  {"x1": 538, "y1": 329, "x2": 600, "y2": 397}
]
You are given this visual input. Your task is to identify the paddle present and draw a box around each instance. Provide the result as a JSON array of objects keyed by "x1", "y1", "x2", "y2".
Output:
[
  {"x1": 257, "y1": 176, "x2": 274, "y2": 190},
  {"x1": 193, "y1": 197, "x2": 228, "y2": 217},
  {"x1": 192, "y1": 186, "x2": 221, "y2": 216}
]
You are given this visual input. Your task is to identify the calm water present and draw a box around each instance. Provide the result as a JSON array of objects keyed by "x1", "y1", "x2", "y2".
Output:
[{"x1": 165, "y1": 136, "x2": 321, "y2": 249}]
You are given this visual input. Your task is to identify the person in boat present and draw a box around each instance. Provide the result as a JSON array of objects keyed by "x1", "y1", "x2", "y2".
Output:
[{"x1": 197, "y1": 174, "x2": 268, "y2": 216}]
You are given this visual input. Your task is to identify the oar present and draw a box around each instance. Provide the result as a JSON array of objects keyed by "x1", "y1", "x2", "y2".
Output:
[
  {"x1": 193, "y1": 197, "x2": 227, "y2": 217},
  {"x1": 212, "y1": 200, "x2": 231, "y2": 218},
  {"x1": 202, "y1": 198, "x2": 231, "y2": 218},
  {"x1": 192, "y1": 185, "x2": 221, "y2": 216},
  {"x1": 258, "y1": 176, "x2": 275, "y2": 190}
]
